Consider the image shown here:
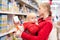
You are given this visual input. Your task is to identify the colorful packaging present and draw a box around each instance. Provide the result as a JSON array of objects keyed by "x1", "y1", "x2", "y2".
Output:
[
  {"x1": 0, "y1": 15, "x2": 8, "y2": 34},
  {"x1": 0, "y1": 0, "x2": 8, "y2": 11},
  {"x1": 0, "y1": 0, "x2": 8, "y2": 5},
  {"x1": 9, "y1": 1, "x2": 19, "y2": 13}
]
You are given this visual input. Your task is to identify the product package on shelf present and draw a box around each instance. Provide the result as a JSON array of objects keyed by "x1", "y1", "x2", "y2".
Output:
[
  {"x1": 9, "y1": 1, "x2": 19, "y2": 13},
  {"x1": 0, "y1": 15, "x2": 8, "y2": 34},
  {"x1": 0, "y1": 0, "x2": 8, "y2": 5},
  {"x1": 20, "y1": 5, "x2": 28, "y2": 13},
  {"x1": 7, "y1": 15, "x2": 15, "y2": 32},
  {"x1": 13, "y1": 2, "x2": 19, "y2": 13},
  {"x1": 9, "y1": 2, "x2": 13, "y2": 12},
  {"x1": 0, "y1": 4, "x2": 8, "y2": 11},
  {"x1": 0, "y1": 0, "x2": 8, "y2": 11}
]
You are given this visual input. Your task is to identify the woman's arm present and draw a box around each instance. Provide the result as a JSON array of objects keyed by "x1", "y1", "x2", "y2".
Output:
[{"x1": 21, "y1": 22, "x2": 53, "y2": 40}]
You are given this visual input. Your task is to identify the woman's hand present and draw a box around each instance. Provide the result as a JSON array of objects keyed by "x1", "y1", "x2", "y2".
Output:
[
  {"x1": 15, "y1": 25, "x2": 24, "y2": 37},
  {"x1": 14, "y1": 21, "x2": 20, "y2": 26},
  {"x1": 15, "y1": 29, "x2": 24, "y2": 37},
  {"x1": 17, "y1": 25, "x2": 24, "y2": 32},
  {"x1": 13, "y1": 21, "x2": 21, "y2": 30},
  {"x1": 13, "y1": 20, "x2": 24, "y2": 37}
]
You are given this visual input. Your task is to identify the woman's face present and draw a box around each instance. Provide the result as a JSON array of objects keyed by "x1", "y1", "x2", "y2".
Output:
[{"x1": 38, "y1": 6, "x2": 47, "y2": 17}]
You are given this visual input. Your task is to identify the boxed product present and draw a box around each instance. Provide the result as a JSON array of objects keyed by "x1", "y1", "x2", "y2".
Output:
[
  {"x1": 0, "y1": 15, "x2": 7, "y2": 21},
  {"x1": 12, "y1": 2, "x2": 19, "y2": 13},
  {"x1": 0, "y1": 15, "x2": 8, "y2": 34},
  {"x1": 0, "y1": 15, "x2": 7, "y2": 24},
  {"x1": 9, "y1": 2, "x2": 19, "y2": 13},
  {"x1": 0, "y1": 4, "x2": 8, "y2": 11},
  {"x1": 0, "y1": 0, "x2": 2, "y2": 4},
  {"x1": 0, "y1": 0, "x2": 8, "y2": 5},
  {"x1": 9, "y1": 2, "x2": 13, "y2": 12},
  {"x1": 1, "y1": 26, "x2": 7, "y2": 33},
  {"x1": 0, "y1": 0, "x2": 8, "y2": 11},
  {"x1": 0, "y1": 24, "x2": 8, "y2": 34},
  {"x1": 2, "y1": 0, "x2": 8, "y2": 5}
]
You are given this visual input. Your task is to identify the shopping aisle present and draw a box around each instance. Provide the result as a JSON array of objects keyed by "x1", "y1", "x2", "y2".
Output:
[{"x1": 0, "y1": 0, "x2": 60, "y2": 40}]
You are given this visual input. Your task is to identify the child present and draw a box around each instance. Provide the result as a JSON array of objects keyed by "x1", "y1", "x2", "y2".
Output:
[{"x1": 23, "y1": 13, "x2": 39, "y2": 35}]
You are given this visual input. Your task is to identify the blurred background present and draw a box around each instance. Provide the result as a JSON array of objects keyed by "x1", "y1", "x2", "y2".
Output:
[{"x1": 0, "y1": 0, "x2": 60, "y2": 40}]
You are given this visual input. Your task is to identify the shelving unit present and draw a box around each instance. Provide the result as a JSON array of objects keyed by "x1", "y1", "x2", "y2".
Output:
[
  {"x1": 0, "y1": 11, "x2": 27, "y2": 37},
  {"x1": 16, "y1": 0, "x2": 38, "y2": 13},
  {"x1": 0, "y1": 0, "x2": 38, "y2": 38},
  {"x1": 0, "y1": 11, "x2": 27, "y2": 15},
  {"x1": 0, "y1": 28, "x2": 16, "y2": 37},
  {"x1": 18, "y1": 0, "x2": 38, "y2": 10},
  {"x1": 1, "y1": 0, "x2": 60, "y2": 40}
]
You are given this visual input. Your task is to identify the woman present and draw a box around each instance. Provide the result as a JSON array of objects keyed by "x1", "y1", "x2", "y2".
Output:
[{"x1": 21, "y1": 3, "x2": 53, "y2": 40}]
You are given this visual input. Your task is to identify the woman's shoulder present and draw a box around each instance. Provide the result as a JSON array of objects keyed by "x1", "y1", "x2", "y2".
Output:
[
  {"x1": 45, "y1": 20, "x2": 52, "y2": 25},
  {"x1": 44, "y1": 20, "x2": 53, "y2": 28}
]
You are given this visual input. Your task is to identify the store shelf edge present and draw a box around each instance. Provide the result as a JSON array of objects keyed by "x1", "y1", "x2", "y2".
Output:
[
  {"x1": 0, "y1": 11, "x2": 27, "y2": 15},
  {"x1": 0, "y1": 28, "x2": 16, "y2": 37}
]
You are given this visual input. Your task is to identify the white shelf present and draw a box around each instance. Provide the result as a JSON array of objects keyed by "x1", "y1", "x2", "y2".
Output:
[
  {"x1": 0, "y1": 11, "x2": 27, "y2": 15},
  {"x1": 0, "y1": 28, "x2": 16, "y2": 37},
  {"x1": 0, "y1": 11, "x2": 12, "y2": 14},
  {"x1": 20, "y1": 0, "x2": 38, "y2": 10}
]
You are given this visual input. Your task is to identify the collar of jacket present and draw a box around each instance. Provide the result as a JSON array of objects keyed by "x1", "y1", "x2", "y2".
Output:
[{"x1": 38, "y1": 17, "x2": 51, "y2": 23}]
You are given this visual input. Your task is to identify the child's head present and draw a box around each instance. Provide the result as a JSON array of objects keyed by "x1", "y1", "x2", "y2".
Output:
[{"x1": 27, "y1": 13, "x2": 37, "y2": 23}]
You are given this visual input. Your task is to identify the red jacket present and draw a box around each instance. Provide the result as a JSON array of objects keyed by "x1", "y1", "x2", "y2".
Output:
[
  {"x1": 21, "y1": 17, "x2": 53, "y2": 40},
  {"x1": 23, "y1": 22, "x2": 39, "y2": 35}
]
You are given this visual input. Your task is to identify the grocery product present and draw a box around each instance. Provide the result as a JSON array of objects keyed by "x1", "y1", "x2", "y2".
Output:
[
  {"x1": 0, "y1": 0, "x2": 8, "y2": 11},
  {"x1": 0, "y1": 15, "x2": 7, "y2": 34},
  {"x1": 9, "y1": 1, "x2": 19, "y2": 13},
  {"x1": 0, "y1": 0, "x2": 8, "y2": 5}
]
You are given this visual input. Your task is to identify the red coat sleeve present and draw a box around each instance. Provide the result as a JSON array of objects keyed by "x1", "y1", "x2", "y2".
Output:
[
  {"x1": 27, "y1": 24, "x2": 39, "y2": 34},
  {"x1": 21, "y1": 22, "x2": 53, "y2": 40},
  {"x1": 23, "y1": 22, "x2": 29, "y2": 30}
]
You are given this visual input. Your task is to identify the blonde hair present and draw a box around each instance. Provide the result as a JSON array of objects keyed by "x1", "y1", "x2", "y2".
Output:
[
  {"x1": 39, "y1": 3, "x2": 52, "y2": 16},
  {"x1": 26, "y1": 13, "x2": 36, "y2": 22}
]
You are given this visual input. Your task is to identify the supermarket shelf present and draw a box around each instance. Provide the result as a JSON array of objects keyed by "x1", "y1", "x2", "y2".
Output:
[
  {"x1": 0, "y1": 11, "x2": 27, "y2": 15},
  {"x1": 18, "y1": 0, "x2": 38, "y2": 10},
  {"x1": 0, "y1": 28, "x2": 16, "y2": 37},
  {"x1": 0, "y1": 11, "x2": 12, "y2": 14}
]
